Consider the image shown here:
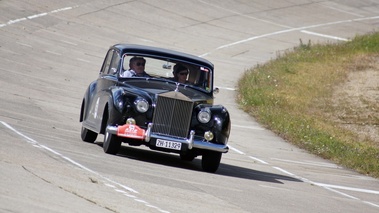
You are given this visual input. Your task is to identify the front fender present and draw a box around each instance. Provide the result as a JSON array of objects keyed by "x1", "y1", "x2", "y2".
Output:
[
  {"x1": 210, "y1": 105, "x2": 231, "y2": 145},
  {"x1": 111, "y1": 87, "x2": 127, "y2": 113},
  {"x1": 194, "y1": 104, "x2": 231, "y2": 145},
  {"x1": 80, "y1": 81, "x2": 97, "y2": 122}
]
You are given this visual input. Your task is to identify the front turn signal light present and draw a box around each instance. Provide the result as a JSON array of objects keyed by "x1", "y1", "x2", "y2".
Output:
[
  {"x1": 126, "y1": 118, "x2": 136, "y2": 125},
  {"x1": 204, "y1": 131, "x2": 214, "y2": 141}
]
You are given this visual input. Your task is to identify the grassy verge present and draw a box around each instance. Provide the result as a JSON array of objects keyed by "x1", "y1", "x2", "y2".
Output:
[{"x1": 237, "y1": 32, "x2": 379, "y2": 178}]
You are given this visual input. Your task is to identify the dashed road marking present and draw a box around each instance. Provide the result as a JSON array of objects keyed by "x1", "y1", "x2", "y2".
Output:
[
  {"x1": 199, "y1": 13, "x2": 379, "y2": 57},
  {"x1": 0, "y1": 121, "x2": 169, "y2": 213},
  {"x1": 228, "y1": 142, "x2": 379, "y2": 208},
  {"x1": 0, "y1": 6, "x2": 78, "y2": 28},
  {"x1": 301, "y1": 30, "x2": 350, "y2": 41}
]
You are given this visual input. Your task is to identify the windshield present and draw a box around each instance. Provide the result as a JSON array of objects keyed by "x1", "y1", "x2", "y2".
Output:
[{"x1": 121, "y1": 54, "x2": 212, "y2": 92}]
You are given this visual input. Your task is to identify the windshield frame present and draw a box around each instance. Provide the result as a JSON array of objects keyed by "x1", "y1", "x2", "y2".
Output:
[{"x1": 119, "y1": 52, "x2": 214, "y2": 94}]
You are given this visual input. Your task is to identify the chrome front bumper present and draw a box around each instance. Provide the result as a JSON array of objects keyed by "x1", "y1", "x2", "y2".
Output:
[{"x1": 106, "y1": 123, "x2": 229, "y2": 153}]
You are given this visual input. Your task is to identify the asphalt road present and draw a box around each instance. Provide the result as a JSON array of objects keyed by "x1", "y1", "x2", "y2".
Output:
[{"x1": 1, "y1": 0, "x2": 378, "y2": 212}]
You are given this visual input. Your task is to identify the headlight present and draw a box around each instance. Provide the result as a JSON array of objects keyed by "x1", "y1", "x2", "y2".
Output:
[
  {"x1": 134, "y1": 98, "x2": 149, "y2": 113},
  {"x1": 197, "y1": 108, "x2": 211, "y2": 123}
]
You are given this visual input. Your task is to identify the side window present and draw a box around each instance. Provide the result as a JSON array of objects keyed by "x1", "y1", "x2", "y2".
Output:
[
  {"x1": 109, "y1": 51, "x2": 120, "y2": 75},
  {"x1": 101, "y1": 49, "x2": 114, "y2": 74}
]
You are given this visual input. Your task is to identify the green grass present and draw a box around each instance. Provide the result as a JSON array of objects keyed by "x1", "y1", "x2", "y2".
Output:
[{"x1": 237, "y1": 32, "x2": 379, "y2": 178}]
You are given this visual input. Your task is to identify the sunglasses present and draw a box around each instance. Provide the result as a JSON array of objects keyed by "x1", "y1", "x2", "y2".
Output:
[
  {"x1": 178, "y1": 72, "x2": 188, "y2": 76},
  {"x1": 136, "y1": 62, "x2": 145, "y2": 66}
]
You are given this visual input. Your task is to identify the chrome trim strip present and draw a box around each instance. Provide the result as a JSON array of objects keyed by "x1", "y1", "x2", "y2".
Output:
[
  {"x1": 106, "y1": 125, "x2": 118, "y2": 134},
  {"x1": 145, "y1": 123, "x2": 152, "y2": 142},
  {"x1": 187, "y1": 130, "x2": 195, "y2": 149}
]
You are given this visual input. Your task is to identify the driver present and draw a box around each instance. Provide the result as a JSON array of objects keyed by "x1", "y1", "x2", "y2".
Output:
[{"x1": 121, "y1": 56, "x2": 150, "y2": 77}]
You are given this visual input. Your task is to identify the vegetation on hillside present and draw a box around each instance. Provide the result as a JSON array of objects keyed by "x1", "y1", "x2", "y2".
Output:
[{"x1": 237, "y1": 32, "x2": 379, "y2": 178}]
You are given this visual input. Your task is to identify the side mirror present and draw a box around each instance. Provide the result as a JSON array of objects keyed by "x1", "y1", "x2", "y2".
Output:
[
  {"x1": 213, "y1": 87, "x2": 219, "y2": 94},
  {"x1": 163, "y1": 63, "x2": 172, "y2": 69}
]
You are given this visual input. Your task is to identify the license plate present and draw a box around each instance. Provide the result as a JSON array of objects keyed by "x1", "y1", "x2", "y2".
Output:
[{"x1": 156, "y1": 139, "x2": 182, "y2": 150}]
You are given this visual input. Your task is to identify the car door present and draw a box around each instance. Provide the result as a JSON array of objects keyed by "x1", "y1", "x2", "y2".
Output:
[{"x1": 88, "y1": 48, "x2": 121, "y2": 132}]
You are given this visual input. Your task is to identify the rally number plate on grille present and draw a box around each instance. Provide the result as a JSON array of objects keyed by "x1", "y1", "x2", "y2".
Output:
[{"x1": 156, "y1": 139, "x2": 182, "y2": 150}]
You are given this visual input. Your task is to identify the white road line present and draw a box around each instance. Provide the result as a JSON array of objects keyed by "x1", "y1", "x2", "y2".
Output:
[
  {"x1": 249, "y1": 156, "x2": 269, "y2": 165},
  {"x1": 200, "y1": 15, "x2": 379, "y2": 57},
  {"x1": 315, "y1": 182, "x2": 379, "y2": 195},
  {"x1": 134, "y1": 199, "x2": 149, "y2": 204},
  {"x1": 228, "y1": 145, "x2": 245, "y2": 155},
  {"x1": 2, "y1": 2, "x2": 378, "y2": 210},
  {"x1": 228, "y1": 141, "x2": 378, "y2": 207},
  {"x1": 216, "y1": 86, "x2": 236, "y2": 91},
  {"x1": 0, "y1": 123, "x2": 138, "y2": 194},
  {"x1": 195, "y1": 3, "x2": 379, "y2": 206},
  {"x1": 51, "y1": 7, "x2": 76, "y2": 13},
  {"x1": 272, "y1": 165, "x2": 378, "y2": 206},
  {"x1": 16, "y1": 42, "x2": 33, "y2": 48},
  {"x1": 0, "y1": 121, "x2": 169, "y2": 213},
  {"x1": 27, "y1": 13, "x2": 48, "y2": 20},
  {"x1": 364, "y1": 201, "x2": 379, "y2": 208},
  {"x1": 318, "y1": 3, "x2": 365, "y2": 18},
  {"x1": 273, "y1": 166, "x2": 295, "y2": 177},
  {"x1": 322, "y1": 186, "x2": 359, "y2": 200},
  {"x1": 7, "y1": 18, "x2": 27, "y2": 25},
  {"x1": 61, "y1": 40, "x2": 78, "y2": 46},
  {"x1": 45, "y1": 50, "x2": 62, "y2": 56},
  {"x1": 301, "y1": 30, "x2": 350, "y2": 41},
  {"x1": 77, "y1": 58, "x2": 91, "y2": 63},
  {"x1": 0, "y1": 6, "x2": 78, "y2": 28},
  {"x1": 271, "y1": 158, "x2": 340, "y2": 168},
  {"x1": 229, "y1": 144, "x2": 269, "y2": 164},
  {"x1": 232, "y1": 124, "x2": 264, "y2": 130},
  {"x1": 198, "y1": 0, "x2": 291, "y2": 29}
]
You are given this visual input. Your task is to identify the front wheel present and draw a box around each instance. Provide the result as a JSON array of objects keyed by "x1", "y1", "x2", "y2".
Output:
[
  {"x1": 81, "y1": 126, "x2": 97, "y2": 143},
  {"x1": 103, "y1": 130, "x2": 121, "y2": 154},
  {"x1": 201, "y1": 151, "x2": 222, "y2": 173}
]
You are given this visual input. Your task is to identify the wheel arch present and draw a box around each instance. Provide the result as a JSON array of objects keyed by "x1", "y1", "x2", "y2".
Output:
[
  {"x1": 100, "y1": 103, "x2": 109, "y2": 134},
  {"x1": 211, "y1": 105, "x2": 231, "y2": 145},
  {"x1": 80, "y1": 81, "x2": 97, "y2": 123},
  {"x1": 80, "y1": 99, "x2": 85, "y2": 122}
]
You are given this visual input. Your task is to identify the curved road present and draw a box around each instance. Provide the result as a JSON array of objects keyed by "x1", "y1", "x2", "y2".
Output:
[{"x1": 1, "y1": 0, "x2": 378, "y2": 212}]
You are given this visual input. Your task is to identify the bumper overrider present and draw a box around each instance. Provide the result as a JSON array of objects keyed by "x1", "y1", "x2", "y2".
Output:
[{"x1": 106, "y1": 123, "x2": 229, "y2": 153}]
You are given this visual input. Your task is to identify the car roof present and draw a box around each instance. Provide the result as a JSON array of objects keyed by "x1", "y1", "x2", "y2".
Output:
[{"x1": 112, "y1": 44, "x2": 214, "y2": 69}]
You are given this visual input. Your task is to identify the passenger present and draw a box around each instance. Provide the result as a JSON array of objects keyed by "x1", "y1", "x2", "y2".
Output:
[
  {"x1": 121, "y1": 56, "x2": 150, "y2": 77},
  {"x1": 172, "y1": 63, "x2": 189, "y2": 84}
]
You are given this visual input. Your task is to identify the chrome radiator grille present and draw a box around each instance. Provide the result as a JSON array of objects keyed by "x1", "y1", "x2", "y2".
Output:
[{"x1": 152, "y1": 92, "x2": 194, "y2": 138}]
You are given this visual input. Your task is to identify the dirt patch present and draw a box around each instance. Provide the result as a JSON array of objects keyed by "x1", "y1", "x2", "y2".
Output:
[{"x1": 331, "y1": 55, "x2": 379, "y2": 145}]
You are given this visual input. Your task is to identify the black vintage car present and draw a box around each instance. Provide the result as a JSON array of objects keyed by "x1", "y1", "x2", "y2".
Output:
[{"x1": 80, "y1": 44, "x2": 231, "y2": 172}]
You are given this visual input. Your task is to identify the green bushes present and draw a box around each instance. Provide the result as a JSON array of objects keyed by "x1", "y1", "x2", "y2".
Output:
[{"x1": 238, "y1": 32, "x2": 379, "y2": 177}]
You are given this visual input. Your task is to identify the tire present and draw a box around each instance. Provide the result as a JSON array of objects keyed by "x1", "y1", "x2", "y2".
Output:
[
  {"x1": 180, "y1": 152, "x2": 196, "y2": 161},
  {"x1": 201, "y1": 151, "x2": 222, "y2": 173},
  {"x1": 103, "y1": 129, "x2": 121, "y2": 154},
  {"x1": 81, "y1": 126, "x2": 98, "y2": 143}
]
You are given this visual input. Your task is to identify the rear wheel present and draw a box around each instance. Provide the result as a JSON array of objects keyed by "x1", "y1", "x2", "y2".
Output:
[
  {"x1": 81, "y1": 126, "x2": 97, "y2": 143},
  {"x1": 201, "y1": 151, "x2": 222, "y2": 173},
  {"x1": 103, "y1": 129, "x2": 121, "y2": 154}
]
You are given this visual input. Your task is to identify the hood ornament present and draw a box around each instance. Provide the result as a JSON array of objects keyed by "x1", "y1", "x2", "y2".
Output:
[{"x1": 175, "y1": 82, "x2": 179, "y2": 92}]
